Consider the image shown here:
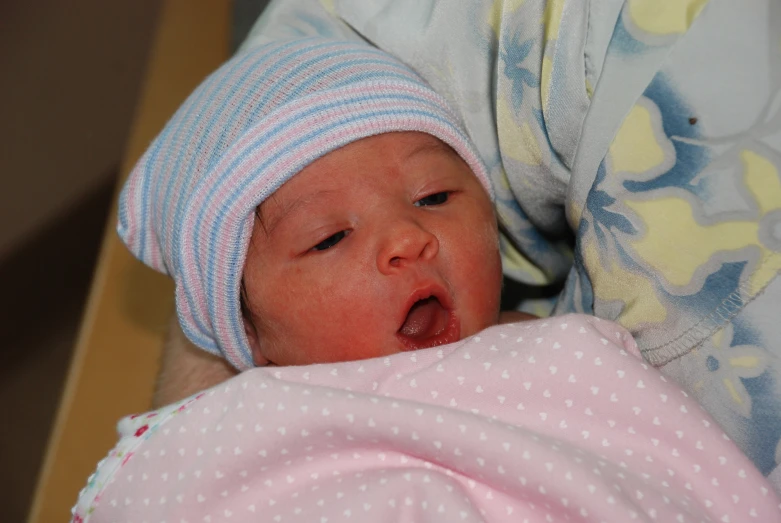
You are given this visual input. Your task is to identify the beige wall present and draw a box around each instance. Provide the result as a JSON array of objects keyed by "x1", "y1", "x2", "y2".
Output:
[{"x1": 0, "y1": 0, "x2": 161, "y2": 260}]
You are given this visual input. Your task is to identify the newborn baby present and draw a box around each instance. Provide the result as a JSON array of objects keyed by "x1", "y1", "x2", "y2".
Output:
[{"x1": 118, "y1": 37, "x2": 512, "y2": 372}]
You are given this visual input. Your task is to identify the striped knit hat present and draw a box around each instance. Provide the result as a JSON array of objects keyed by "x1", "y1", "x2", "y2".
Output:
[{"x1": 118, "y1": 38, "x2": 493, "y2": 370}]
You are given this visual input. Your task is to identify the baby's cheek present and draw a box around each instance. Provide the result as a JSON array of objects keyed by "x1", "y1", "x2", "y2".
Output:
[
  {"x1": 459, "y1": 232, "x2": 503, "y2": 322},
  {"x1": 310, "y1": 287, "x2": 392, "y2": 360},
  {"x1": 333, "y1": 342, "x2": 388, "y2": 362},
  {"x1": 314, "y1": 319, "x2": 392, "y2": 362}
]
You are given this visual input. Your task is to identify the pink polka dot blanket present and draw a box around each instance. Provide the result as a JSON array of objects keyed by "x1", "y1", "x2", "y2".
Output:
[{"x1": 72, "y1": 315, "x2": 781, "y2": 523}]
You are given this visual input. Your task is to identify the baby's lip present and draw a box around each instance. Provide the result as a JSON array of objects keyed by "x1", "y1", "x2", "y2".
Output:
[{"x1": 396, "y1": 283, "x2": 460, "y2": 351}]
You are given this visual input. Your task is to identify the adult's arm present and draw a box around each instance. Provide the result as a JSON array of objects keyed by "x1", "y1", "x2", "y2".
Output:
[{"x1": 152, "y1": 315, "x2": 238, "y2": 407}]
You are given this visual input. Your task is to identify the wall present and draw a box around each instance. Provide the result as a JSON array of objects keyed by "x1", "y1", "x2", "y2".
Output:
[{"x1": 0, "y1": 0, "x2": 161, "y2": 260}]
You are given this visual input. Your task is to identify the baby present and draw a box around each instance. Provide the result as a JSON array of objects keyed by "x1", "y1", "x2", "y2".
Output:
[
  {"x1": 239, "y1": 130, "x2": 504, "y2": 366},
  {"x1": 119, "y1": 37, "x2": 522, "y2": 373}
]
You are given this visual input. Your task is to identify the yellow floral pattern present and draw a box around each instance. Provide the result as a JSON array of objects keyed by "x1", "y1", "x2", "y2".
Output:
[{"x1": 627, "y1": 0, "x2": 709, "y2": 36}]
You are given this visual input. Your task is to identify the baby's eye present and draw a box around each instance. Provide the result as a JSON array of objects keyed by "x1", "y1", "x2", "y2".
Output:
[
  {"x1": 415, "y1": 192, "x2": 449, "y2": 207},
  {"x1": 312, "y1": 231, "x2": 347, "y2": 251}
]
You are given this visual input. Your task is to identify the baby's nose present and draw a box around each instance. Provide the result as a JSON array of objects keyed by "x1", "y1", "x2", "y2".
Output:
[{"x1": 376, "y1": 218, "x2": 439, "y2": 275}]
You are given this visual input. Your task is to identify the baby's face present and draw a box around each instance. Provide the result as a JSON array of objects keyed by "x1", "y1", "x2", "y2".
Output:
[{"x1": 242, "y1": 132, "x2": 503, "y2": 366}]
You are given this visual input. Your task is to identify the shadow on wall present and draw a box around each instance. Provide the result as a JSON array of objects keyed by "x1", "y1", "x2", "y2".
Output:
[
  {"x1": 0, "y1": 177, "x2": 115, "y2": 523},
  {"x1": 0, "y1": 0, "x2": 161, "y2": 260}
]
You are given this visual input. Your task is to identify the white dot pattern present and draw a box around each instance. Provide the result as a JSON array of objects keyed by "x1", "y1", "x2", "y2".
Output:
[{"x1": 72, "y1": 315, "x2": 781, "y2": 522}]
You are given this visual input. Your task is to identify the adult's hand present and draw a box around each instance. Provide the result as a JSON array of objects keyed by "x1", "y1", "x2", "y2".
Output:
[{"x1": 152, "y1": 315, "x2": 238, "y2": 407}]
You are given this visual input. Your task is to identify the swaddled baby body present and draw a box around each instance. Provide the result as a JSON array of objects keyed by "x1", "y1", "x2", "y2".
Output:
[{"x1": 73, "y1": 315, "x2": 781, "y2": 522}]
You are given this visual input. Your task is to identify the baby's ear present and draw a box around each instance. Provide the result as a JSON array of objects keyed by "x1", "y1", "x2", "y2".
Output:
[{"x1": 243, "y1": 317, "x2": 270, "y2": 366}]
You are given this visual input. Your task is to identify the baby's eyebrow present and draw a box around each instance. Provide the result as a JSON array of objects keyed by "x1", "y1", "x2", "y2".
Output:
[
  {"x1": 260, "y1": 190, "x2": 339, "y2": 236},
  {"x1": 403, "y1": 138, "x2": 460, "y2": 162}
]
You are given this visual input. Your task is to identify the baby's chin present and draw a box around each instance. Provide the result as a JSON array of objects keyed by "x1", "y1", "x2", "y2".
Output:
[
  {"x1": 260, "y1": 340, "x2": 403, "y2": 367},
  {"x1": 257, "y1": 311, "x2": 513, "y2": 367}
]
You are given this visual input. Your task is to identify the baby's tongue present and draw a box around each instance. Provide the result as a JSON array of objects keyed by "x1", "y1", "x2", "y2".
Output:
[{"x1": 399, "y1": 297, "x2": 444, "y2": 339}]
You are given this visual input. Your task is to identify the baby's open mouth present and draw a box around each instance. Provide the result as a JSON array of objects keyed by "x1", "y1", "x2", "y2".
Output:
[{"x1": 397, "y1": 294, "x2": 460, "y2": 350}]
